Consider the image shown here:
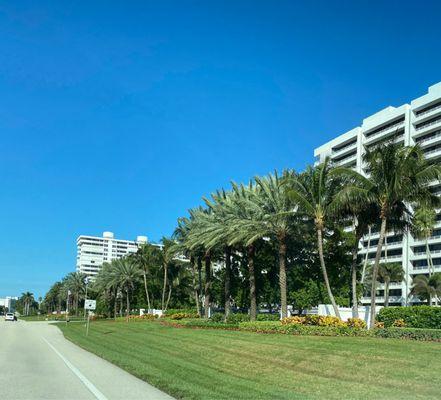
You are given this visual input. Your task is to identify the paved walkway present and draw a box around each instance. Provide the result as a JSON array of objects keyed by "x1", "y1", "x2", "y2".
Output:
[{"x1": 0, "y1": 320, "x2": 173, "y2": 400}]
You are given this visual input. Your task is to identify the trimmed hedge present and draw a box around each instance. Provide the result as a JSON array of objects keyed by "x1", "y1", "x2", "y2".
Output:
[
  {"x1": 239, "y1": 321, "x2": 369, "y2": 337},
  {"x1": 377, "y1": 306, "x2": 441, "y2": 329},
  {"x1": 373, "y1": 327, "x2": 441, "y2": 341}
]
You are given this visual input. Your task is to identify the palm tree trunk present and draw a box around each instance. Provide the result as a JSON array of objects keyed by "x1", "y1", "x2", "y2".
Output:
[
  {"x1": 361, "y1": 226, "x2": 372, "y2": 284},
  {"x1": 317, "y1": 228, "x2": 341, "y2": 318},
  {"x1": 369, "y1": 216, "x2": 387, "y2": 329},
  {"x1": 248, "y1": 244, "x2": 257, "y2": 321},
  {"x1": 126, "y1": 289, "x2": 130, "y2": 322},
  {"x1": 351, "y1": 229, "x2": 362, "y2": 318},
  {"x1": 224, "y1": 246, "x2": 232, "y2": 322},
  {"x1": 204, "y1": 252, "x2": 212, "y2": 318},
  {"x1": 142, "y1": 270, "x2": 151, "y2": 312},
  {"x1": 161, "y1": 262, "x2": 168, "y2": 313},
  {"x1": 384, "y1": 278, "x2": 390, "y2": 307},
  {"x1": 278, "y1": 233, "x2": 288, "y2": 319},
  {"x1": 190, "y1": 256, "x2": 201, "y2": 316},
  {"x1": 165, "y1": 284, "x2": 172, "y2": 312},
  {"x1": 426, "y1": 237, "x2": 433, "y2": 278},
  {"x1": 197, "y1": 257, "x2": 203, "y2": 312}
]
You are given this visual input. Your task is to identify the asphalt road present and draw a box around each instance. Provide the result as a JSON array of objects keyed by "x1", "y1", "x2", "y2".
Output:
[{"x1": 0, "y1": 319, "x2": 173, "y2": 400}]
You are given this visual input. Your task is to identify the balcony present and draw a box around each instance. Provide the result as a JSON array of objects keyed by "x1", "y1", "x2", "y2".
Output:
[
  {"x1": 414, "y1": 129, "x2": 441, "y2": 147},
  {"x1": 332, "y1": 153, "x2": 357, "y2": 167},
  {"x1": 364, "y1": 121, "x2": 405, "y2": 144},
  {"x1": 423, "y1": 146, "x2": 441, "y2": 160},
  {"x1": 332, "y1": 141, "x2": 357, "y2": 157},
  {"x1": 415, "y1": 102, "x2": 441, "y2": 118},
  {"x1": 415, "y1": 116, "x2": 441, "y2": 132}
]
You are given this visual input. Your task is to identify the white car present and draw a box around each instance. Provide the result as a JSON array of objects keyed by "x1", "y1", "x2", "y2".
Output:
[{"x1": 5, "y1": 313, "x2": 15, "y2": 321}]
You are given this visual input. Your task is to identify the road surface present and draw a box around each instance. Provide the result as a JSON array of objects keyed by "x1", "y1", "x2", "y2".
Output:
[{"x1": 0, "y1": 319, "x2": 173, "y2": 400}]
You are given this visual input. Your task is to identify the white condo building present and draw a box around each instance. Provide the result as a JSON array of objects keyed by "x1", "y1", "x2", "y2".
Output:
[
  {"x1": 314, "y1": 82, "x2": 441, "y2": 306},
  {"x1": 76, "y1": 231, "x2": 148, "y2": 277}
]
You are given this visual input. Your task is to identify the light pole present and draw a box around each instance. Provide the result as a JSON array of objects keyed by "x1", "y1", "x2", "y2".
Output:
[
  {"x1": 83, "y1": 277, "x2": 90, "y2": 320},
  {"x1": 66, "y1": 290, "x2": 71, "y2": 325}
]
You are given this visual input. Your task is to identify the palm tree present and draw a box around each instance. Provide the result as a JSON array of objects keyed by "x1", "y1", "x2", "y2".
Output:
[
  {"x1": 413, "y1": 206, "x2": 437, "y2": 277},
  {"x1": 377, "y1": 262, "x2": 405, "y2": 307},
  {"x1": 336, "y1": 142, "x2": 441, "y2": 327},
  {"x1": 238, "y1": 171, "x2": 297, "y2": 319},
  {"x1": 108, "y1": 258, "x2": 142, "y2": 321},
  {"x1": 20, "y1": 292, "x2": 34, "y2": 316},
  {"x1": 63, "y1": 272, "x2": 87, "y2": 315},
  {"x1": 288, "y1": 159, "x2": 346, "y2": 318},
  {"x1": 172, "y1": 216, "x2": 203, "y2": 316},
  {"x1": 130, "y1": 243, "x2": 162, "y2": 312},
  {"x1": 411, "y1": 273, "x2": 441, "y2": 305}
]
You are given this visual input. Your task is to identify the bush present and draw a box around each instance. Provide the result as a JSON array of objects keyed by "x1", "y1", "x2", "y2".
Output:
[
  {"x1": 209, "y1": 313, "x2": 224, "y2": 323},
  {"x1": 392, "y1": 318, "x2": 406, "y2": 327},
  {"x1": 346, "y1": 318, "x2": 367, "y2": 329},
  {"x1": 169, "y1": 312, "x2": 199, "y2": 320},
  {"x1": 373, "y1": 327, "x2": 441, "y2": 341},
  {"x1": 256, "y1": 313, "x2": 280, "y2": 321},
  {"x1": 377, "y1": 306, "x2": 441, "y2": 329},
  {"x1": 128, "y1": 314, "x2": 157, "y2": 321},
  {"x1": 165, "y1": 308, "x2": 198, "y2": 316},
  {"x1": 239, "y1": 321, "x2": 369, "y2": 337},
  {"x1": 226, "y1": 313, "x2": 250, "y2": 324},
  {"x1": 281, "y1": 316, "x2": 305, "y2": 325}
]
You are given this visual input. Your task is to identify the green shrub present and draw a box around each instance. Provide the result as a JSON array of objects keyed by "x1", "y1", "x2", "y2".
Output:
[
  {"x1": 377, "y1": 306, "x2": 441, "y2": 329},
  {"x1": 165, "y1": 308, "x2": 198, "y2": 316},
  {"x1": 239, "y1": 321, "x2": 369, "y2": 337},
  {"x1": 256, "y1": 314, "x2": 280, "y2": 321},
  {"x1": 226, "y1": 313, "x2": 250, "y2": 324},
  {"x1": 209, "y1": 313, "x2": 224, "y2": 323},
  {"x1": 373, "y1": 327, "x2": 441, "y2": 341},
  {"x1": 173, "y1": 319, "x2": 238, "y2": 330}
]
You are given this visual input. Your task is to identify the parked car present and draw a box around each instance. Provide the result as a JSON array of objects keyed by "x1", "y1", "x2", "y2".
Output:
[{"x1": 5, "y1": 313, "x2": 16, "y2": 321}]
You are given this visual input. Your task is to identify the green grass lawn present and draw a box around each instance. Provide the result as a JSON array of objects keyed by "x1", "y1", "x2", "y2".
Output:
[{"x1": 58, "y1": 320, "x2": 441, "y2": 400}]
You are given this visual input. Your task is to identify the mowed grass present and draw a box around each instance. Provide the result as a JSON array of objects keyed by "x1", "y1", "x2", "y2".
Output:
[{"x1": 58, "y1": 321, "x2": 441, "y2": 400}]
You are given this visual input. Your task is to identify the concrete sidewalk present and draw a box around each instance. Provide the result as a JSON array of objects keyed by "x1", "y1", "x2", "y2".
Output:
[{"x1": 0, "y1": 320, "x2": 173, "y2": 400}]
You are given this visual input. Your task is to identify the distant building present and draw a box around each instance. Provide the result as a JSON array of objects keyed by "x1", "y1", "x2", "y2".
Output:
[
  {"x1": 314, "y1": 82, "x2": 441, "y2": 306},
  {"x1": 76, "y1": 231, "x2": 148, "y2": 277},
  {"x1": 0, "y1": 297, "x2": 18, "y2": 312}
]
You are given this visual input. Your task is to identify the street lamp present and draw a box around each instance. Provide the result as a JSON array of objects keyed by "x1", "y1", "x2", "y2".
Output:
[{"x1": 83, "y1": 276, "x2": 90, "y2": 320}]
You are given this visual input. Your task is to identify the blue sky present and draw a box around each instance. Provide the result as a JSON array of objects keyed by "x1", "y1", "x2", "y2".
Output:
[{"x1": 1, "y1": 1, "x2": 441, "y2": 298}]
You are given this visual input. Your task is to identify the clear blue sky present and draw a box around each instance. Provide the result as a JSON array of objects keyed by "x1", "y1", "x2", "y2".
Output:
[{"x1": 1, "y1": 1, "x2": 441, "y2": 298}]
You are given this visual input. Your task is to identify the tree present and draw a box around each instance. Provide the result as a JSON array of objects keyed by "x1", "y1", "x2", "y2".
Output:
[
  {"x1": 413, "y1": 206, "x2": 437, "y2": 278},
  {"x1": 377, "y1": 263, "x2": 405, "y2": 307},
  {"x1": 337, "y1": 142, "x2": 441, "y2": 327},
  {"x1": 288, "y1": 159, "x2": 348, "y2": 318},
  {"x1": 20, "y1": 292, "x2": 34, "y2": 316},
  {"x1": 130, "y1": 243, "x2": 162, "y2": 312},
  {"x1": 63, "y1": 272, "x2": 87, "y2": 315},
  {"x1": 241, "y1": 172, "x2": 298, "y2": 318},
  {"x1": 108, "y1": 258, "x2": 142, "y2": 321},
  {"x1": 411, "y1": 273, "x2": 441, "y2": 306}
]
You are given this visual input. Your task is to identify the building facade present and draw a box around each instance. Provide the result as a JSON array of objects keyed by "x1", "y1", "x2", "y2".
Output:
[
  {"x1": 314, "y1": 82, "x2": 441, "y2": 306},
  {"x1": 76, "y1": 231, "x2": 148, "y2": 277},
  {"x1": 0, "y1": 297, "x2": 18, "y2": 312}
]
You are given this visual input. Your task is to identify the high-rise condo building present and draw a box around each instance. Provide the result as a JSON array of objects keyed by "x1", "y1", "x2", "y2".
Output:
[
  {"x1": 314, "y1": 82, "x2": 441, "y2": 306},
  {"x1": 76, "y1": 231, "x2": 148, "y2": 277}
]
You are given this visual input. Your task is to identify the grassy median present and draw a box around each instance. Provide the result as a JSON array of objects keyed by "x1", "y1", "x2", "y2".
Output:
[{"x1": 58, "y1": 320, "x2": 441, "y2": 400}]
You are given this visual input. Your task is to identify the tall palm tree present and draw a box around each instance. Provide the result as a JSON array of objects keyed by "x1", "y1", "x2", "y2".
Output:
[
  {"x1": 377, "y1": 262, "x2": 405, "y2": 307},
  {"x1": 172, "y1": 216, "x2": 203, "y2": 316},
  {"x1": 336, "y1": 142, "x2": 441, "y2": 327},
  {"x1": 238, "y1": 171, "x2": 297, "y2": 319},
  {"x1": 411, "y1": 273, "x2": 441, "y2": 306},
  {"x1": 63, "y1": 272, "x2": 87, "y2": 315},
  {"x1": 288, "y1": 159, "x2": 346, "y2": 318},
  {"x1": 413, "y1": 206, "x2": 437, "y2": 277},
  {"x1": 108, "y1": 258, "x2": 142, "y2": 321},
  {"x1": 20, "y1": 292, "x2": 34, "y2": 316},
  {"x1": 130, "y1": 243, "x2": 161, "y2": 312}
]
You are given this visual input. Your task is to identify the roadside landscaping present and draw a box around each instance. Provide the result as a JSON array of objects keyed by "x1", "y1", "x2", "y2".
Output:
[{"x1": 58, "y1": 319, "x2": 441, "y2": 400}]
